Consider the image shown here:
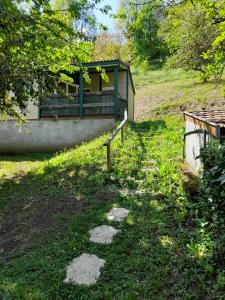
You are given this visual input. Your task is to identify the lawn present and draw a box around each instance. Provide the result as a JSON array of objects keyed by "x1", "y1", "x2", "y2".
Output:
[
  {"x1": 0, "y1": 115, "x2": 222, "y2": 299},
  {"x1": 133, "y1": 68, "x2": 225, "y2": 119}
]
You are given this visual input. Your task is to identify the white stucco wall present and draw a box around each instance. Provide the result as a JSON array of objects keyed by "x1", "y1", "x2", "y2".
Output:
[
  {"x1": 185, "y1": 120, "x2": 212, "y2": 175},
  {"x1": 0, "y1": 119, "x2": 115, "y2": 153}
]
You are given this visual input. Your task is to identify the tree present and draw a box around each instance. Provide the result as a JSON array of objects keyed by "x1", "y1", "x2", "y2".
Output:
[
  {"x1": 159, "y1": 2, "x2": 218, "y2": 75},
  {"x1": 0, "y1": 0, "x2": 110, "y2": 119},
  {"x1": 117, "y1": 0, "x2": 168, "y2": 66},
  {"x1": 52, "y1": 0, "x2": 98, "y2": 41},
  {"x1": 196, "y1": 0, "x2": 225, "y2": 81},
  {"x1": 92, "y1": 31, "x2": 130, "y2": 62}
]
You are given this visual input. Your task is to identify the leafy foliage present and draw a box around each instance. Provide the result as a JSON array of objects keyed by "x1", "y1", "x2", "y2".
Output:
[
  {"x1": 198, "y1": 0, "x2": 225, "y2": 81},
  {"x1": 92, "y1": 31, "x2": 130, "y2": 62},
  {"x1": 117, "y1": 0, "x2": 168, "y2": 65},
  {"x1": 0, "y1": 0, "x2": 110, "y2": 119},
  {"x1": 117, "y1": 0, "x2": 225, "y2": 82},
  {"x1": 190, "y1": 141, "x2": 225, "y2": 284},
  {"x1": 159, "y1": 2, "x2": 217, "y2": 75},
  {"x1": 197, "y1": 141, "x2": 225, "y2": 225}
]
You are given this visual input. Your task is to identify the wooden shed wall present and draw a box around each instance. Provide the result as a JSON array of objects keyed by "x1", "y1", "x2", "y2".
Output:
[
  {"x1": 84, "y1": 73, "x2": 100, "y2": 92},
  {"x1": 128, "y1": 72, "x2": 134, "y2": 121}
]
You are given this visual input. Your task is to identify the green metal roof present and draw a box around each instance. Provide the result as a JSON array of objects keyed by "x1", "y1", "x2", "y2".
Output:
[{"x1": 80, "y1": 59, "x2": 126, "y2": 69}]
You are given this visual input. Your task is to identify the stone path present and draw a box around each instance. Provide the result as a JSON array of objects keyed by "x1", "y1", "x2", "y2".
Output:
[
  {"x1": 106, "y1": 207, "x2": 129, "y2": 222},
  {"x1": 64, "y1": 253, "x2": 105, "y2": 285},
  {"x1": 89, "y1": 225, "x2": 120, "y2": 244},
  {"x1": 64, "y1": 207, "x2": 129, "y2": 286}
]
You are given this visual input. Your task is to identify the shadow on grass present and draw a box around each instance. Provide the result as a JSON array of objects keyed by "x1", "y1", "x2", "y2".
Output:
[
  {"x1": 129, "y1": 119, "x2": 166, "y2": 179},
  {"x1": 0, "y1": 180, "x2": 214, "y2": 299},
  {"x1": 0, "y1": 152, "x2": 54, "y2": 162},
  {"x1": 130, "y1": 119, "x2": 167, "y2": 132},
  {"x1": 0, "y1": 118, "x2": 218, "y2": 299},
  {"x1": 0, "y1": 160, "x2": 106, "y2": 262},
  {"x1": 0, "y1": 119, "x2": 167, "y2": 261}
]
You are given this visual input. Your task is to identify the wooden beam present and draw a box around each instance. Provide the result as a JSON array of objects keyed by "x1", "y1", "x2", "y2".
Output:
[
  {"x1": 79, "y1": 69, "x2": 84, "y2": 117},
  {"x1": 40, "y1": 104, "x2": 80, "y2": 109},
  {"x1": 126, "y1": 70, "x2": 129, "y2": 102},
  {"x1": 99, "y1": 74, "x2": 102, "y2": 91},
  {"x1": 114, "y1": 66, "x2": 119, "y2": 115},
  {"x1": 184, "y1": 114, "x2": 220, "y2": 138},
  {"x1": 83, "y1": 102, "x2": 114, "y2": 108}
]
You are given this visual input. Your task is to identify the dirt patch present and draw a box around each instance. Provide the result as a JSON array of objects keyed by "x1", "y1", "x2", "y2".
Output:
[
  {"x1": 91, "y1": 187, "x2": 118, "y2": 202},
  {"x1": 134, "y1": 89, "x2": 225, "y2": 120},
  {"x1": 0, "y1": 195, "x2": 87, "y2": 261},
  {"x1": 135, "y1": 94, "x2": 163, "y2": 120}
]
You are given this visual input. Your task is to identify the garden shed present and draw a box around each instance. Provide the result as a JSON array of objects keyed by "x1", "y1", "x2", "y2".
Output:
[{"x1": 183, "y1": 111, "x2": 225, "y2": 174}]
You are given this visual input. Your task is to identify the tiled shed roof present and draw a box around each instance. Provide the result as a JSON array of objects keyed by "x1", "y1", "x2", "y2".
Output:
[
  {"x1": 189, "y1": 111, "x2": 225, "y2": 125},
  {"x1": 184, "y1": 111, "x2": 225, "y2": 139}
]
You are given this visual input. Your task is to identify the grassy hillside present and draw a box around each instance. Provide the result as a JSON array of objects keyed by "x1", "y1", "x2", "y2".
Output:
[
  {"x1": 0, "y1": 115, "x2": 223, "y2": 299},
  {"x1": 1, "y1": 68, "x2": 225, "y2": 299},
  {"x1": 133, "y1": 68, "x2": 225, "y2": 119}
]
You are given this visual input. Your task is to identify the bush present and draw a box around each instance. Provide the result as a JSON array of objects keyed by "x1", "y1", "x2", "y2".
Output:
[
  {"x1": 199, "y1": 141, "x2": 225, "y2": 220},
  {"x1": 193, "y1": 140, "x2": 225, "y2": 269}
]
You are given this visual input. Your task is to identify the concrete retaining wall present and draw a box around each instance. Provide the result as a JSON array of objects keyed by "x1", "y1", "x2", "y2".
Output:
[{"x1": 0, "y1": 118, "x2": 115, "y2": 153}]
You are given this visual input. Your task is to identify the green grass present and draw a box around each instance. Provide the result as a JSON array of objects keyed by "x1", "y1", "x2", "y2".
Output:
[
  {"x1": 0, "y1": 116, "x2": 222, "y2": 299},
  {"x1": 133, "y1": 68, "x2": 225, "y2": 119}
]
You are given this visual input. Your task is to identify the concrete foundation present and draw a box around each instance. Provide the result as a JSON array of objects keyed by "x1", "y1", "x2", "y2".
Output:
[{"x1": 0, "y1": 118, "x2": 115, "y2": 153}]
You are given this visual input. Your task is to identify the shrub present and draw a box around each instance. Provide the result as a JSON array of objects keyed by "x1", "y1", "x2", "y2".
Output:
[{"x1": 193, "y1": 140, "x2": 225, "y2": 269}]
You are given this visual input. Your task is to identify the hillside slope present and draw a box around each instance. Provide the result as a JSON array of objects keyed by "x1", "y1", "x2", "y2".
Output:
[
  {"x1": 133, "y1": 68, "x2": 225, "y2": 119},
  {"x1": 0, "y1": 116, "x2": 223, "y2": 299}
]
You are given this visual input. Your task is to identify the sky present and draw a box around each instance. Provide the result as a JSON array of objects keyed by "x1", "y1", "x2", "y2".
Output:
[{"x1": 94, "y1": 0, "x2": 119, "y2": 32}]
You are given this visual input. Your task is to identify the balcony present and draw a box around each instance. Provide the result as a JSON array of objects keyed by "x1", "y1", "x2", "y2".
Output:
[{"x1": 40, "y1": 91, "x2": 127, "y2": 119}]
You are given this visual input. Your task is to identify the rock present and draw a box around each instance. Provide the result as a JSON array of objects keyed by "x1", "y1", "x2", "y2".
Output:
[
  {"x1": 64, "y1": 253, "x2": 105, "y2": 286},
  {"x1": 89, "y1": 225, "x2": 120, "y2": 244},
  {"x1": 106, "y1": 208, "x2": 129, "y2": 222}
]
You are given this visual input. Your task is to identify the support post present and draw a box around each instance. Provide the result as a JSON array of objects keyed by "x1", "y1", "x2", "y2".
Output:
[
  {"x1": 126, "y1": 70, "x2": 129, "y2": 103},
  {"x1": 107, "y1": 144, "x2": 112, "y2": 172},
  {"x1": 79, "y1": 69, "x2": 84, "y2": 117},
  {"x1": 121, "y1": 126, "x2": 124, "y2": 144},
  {"x1": 114, "y1": 66, "x2": 119, "y2": 116},
  {"x1": 125, "y1": 69, "x2": 129, "y2": 118}
]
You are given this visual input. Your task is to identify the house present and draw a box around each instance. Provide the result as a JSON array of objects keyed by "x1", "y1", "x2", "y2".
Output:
[
  {"x1": 0, "y1": 60, "x2": 135, "y2": 153},
  {"x1": 183, "y1": 111, "x2": 225, "y2": 174}
]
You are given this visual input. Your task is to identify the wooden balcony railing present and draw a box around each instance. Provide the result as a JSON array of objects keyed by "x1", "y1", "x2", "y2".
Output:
[{"x1": 40, "y1": 91, "x2": 119, "y2": 117}]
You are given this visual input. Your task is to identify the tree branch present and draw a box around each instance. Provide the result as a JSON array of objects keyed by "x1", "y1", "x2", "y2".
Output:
[
  {"x1": 128, "y1": 0, "x2": 184, "y2": 6},
  {"x1": 212, "y1": 17, "x2": 225, "y2": 24}
]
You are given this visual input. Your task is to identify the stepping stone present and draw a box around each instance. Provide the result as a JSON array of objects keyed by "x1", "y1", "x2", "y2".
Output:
[
  {"x1": 106, "y1": 208, "x2": 129, "y2": 222},
  {"x1": 64, "y1": 253, "x2": 105, "y2": 286},
  {"x1": 89, "y1": 225, "x2": 120, "y2": 244}
]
